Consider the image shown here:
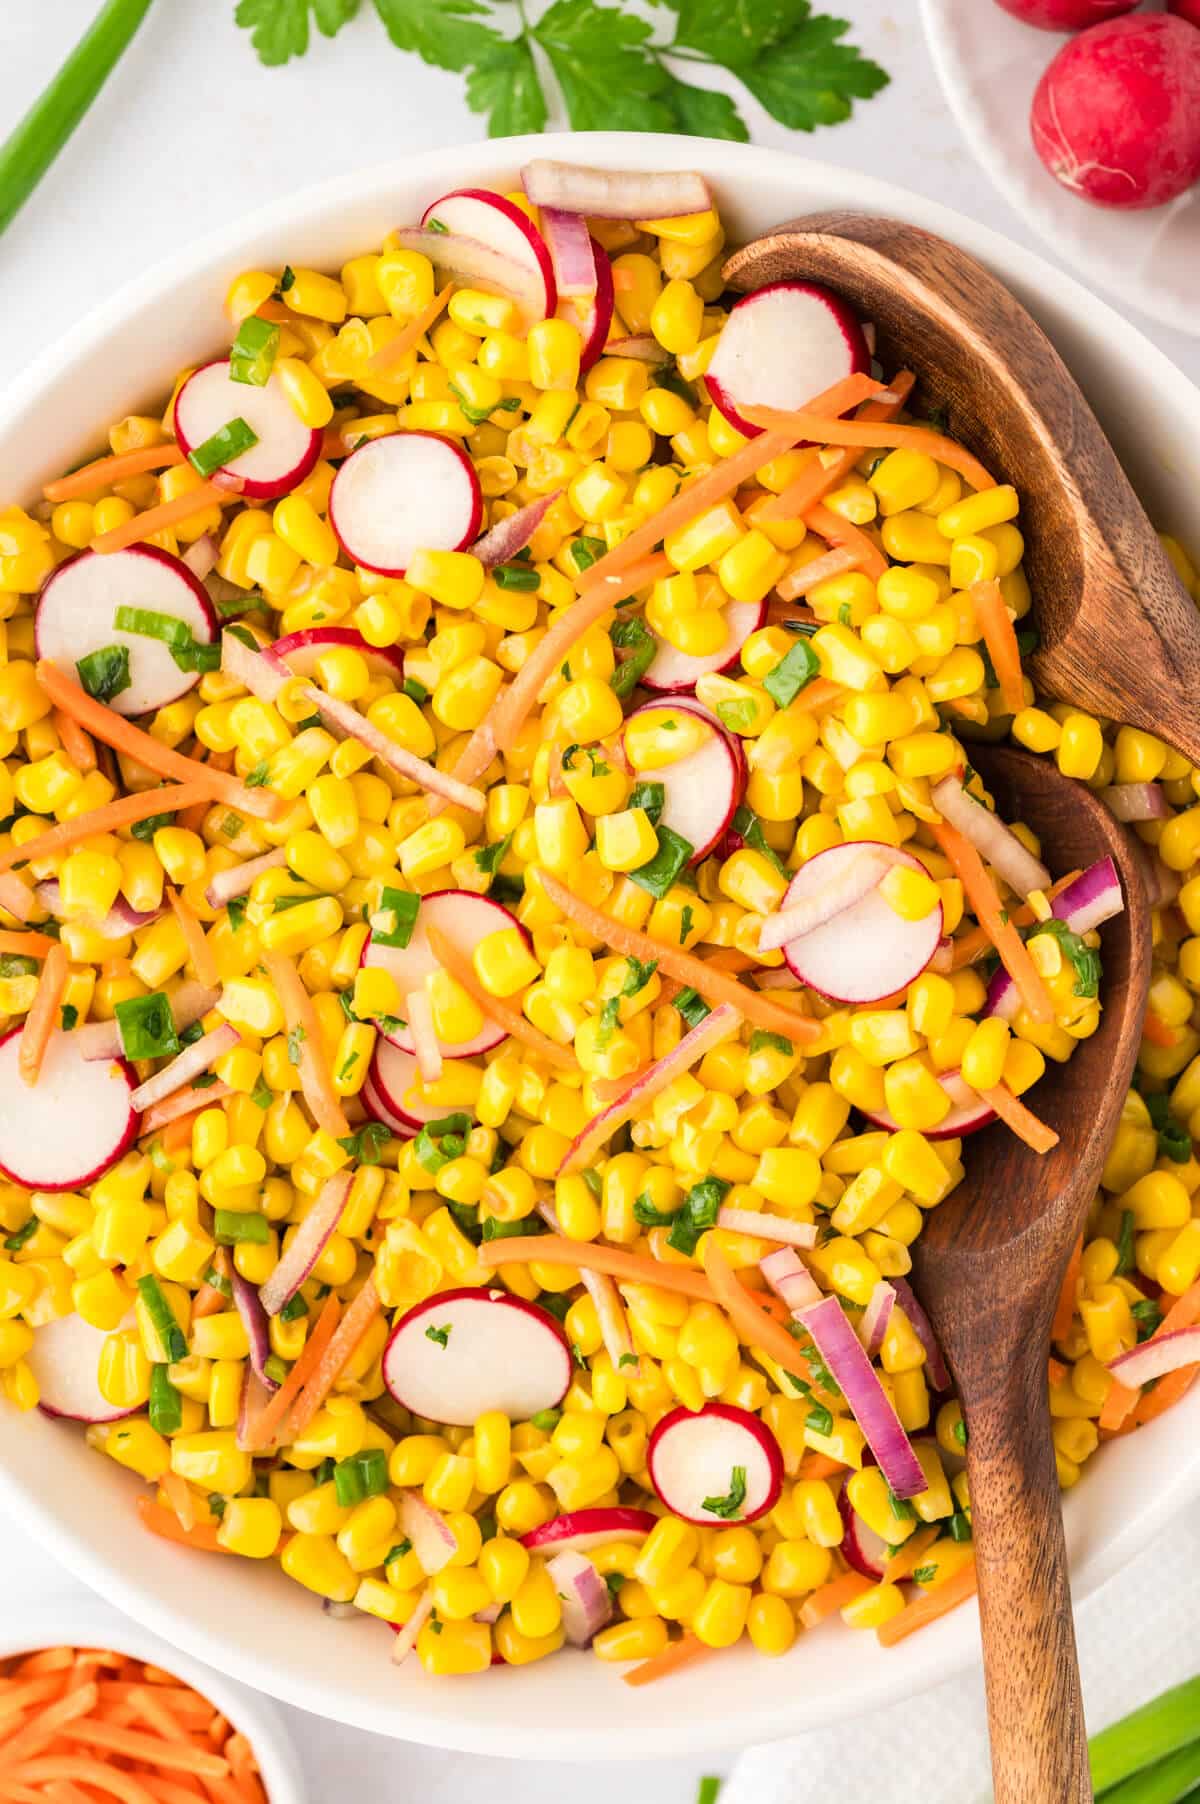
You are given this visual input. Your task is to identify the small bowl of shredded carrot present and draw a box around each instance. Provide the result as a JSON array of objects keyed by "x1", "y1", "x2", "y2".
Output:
[{"x1": 0, "y1": 1603, "x2": 306, "y2": 1804}]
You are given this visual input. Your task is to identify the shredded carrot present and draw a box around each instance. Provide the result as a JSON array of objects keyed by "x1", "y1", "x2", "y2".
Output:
[
  {"x1": 0, "y1": 1675, "x2": 66, "y2": 1716},
  {"x1": 192, "y1": 1251, "x2": 230, "y2": 1322},
  {"x1": 286, "y1": 1277, "x2": 381, "y2": 1440},
  {"x1": 978, "y1": 1080, "x2": 1060, "y2": 1154},
  {"x1": 13, "y1": 1650, "x2": 74, "y2": 1676},
  {"x1": 0, "y1": 929, "x2": 56, "y2": 960},
  {"x1": 245, "y1": 1291, "x2": 342, "y2": 1450},
  {"x1": 161, "y1": 1113, "x2": 199, "y2": 1157},
  {"x1": 369, "y1": 283, "x2": 455, "y2": 372},
  {"x1": 260, "y1": 950, "x2": 349, "y2": 1137},
  {"x1": 946, "y1": 870, "x2": 1083, "y2": 970},
  {"x1": 622, "y1": 1633, "x2": 715, "y2": 1687},
  {"x1": 0, "y1": 783, "x2": 212, "y2": 878},
  {"x1": 166, "y1": 888, "x2": 218, "y2": 989},
  {"x1": 881, "y1": 1525, "x2": 940, "y2": 1585},
  {"x1": 135, "y1": 1498, "x2": 226, "y2": 1554},
  {"x1": 59, "y1": 1721, "x2": 228, "y2": 1779},
  {"x1": 0, "y1": 1681, "x2": 99, "y2": 1766},
  {"x1": 799, "y1": 1570, "x2": 873, "y2": 1627},
  {"x1": 3, "y1": 1762, "x2": 158, "y2": 1804},
  {"x1": 1052, "y1": 1236, "x2": 1084, "y2": 1344},
  {"x1": 759, "y1": 373, "x2": 916, "y2": 523},
  {"x1": 742, "y1": 405, "x2": 995, "y2": 493},
  {"x1": 18, "y1": 942, "x2": 68, "y2": 1087},
  {"x1": 875, "y1": 1559, "x2": 978, "y2": 1646},
  {"x1": 971, "y1": 578, "x2": 1025, "y2": 716},
  {"x1": 929, "y1": 820, "x2": 1054, "y2": 1024},
  {"x1": 36, "y1": 663, "x2": 282, "y2": 823},
  {"x1": 424, "y1": 922, "x2": 578, "y2": 1071},
  {"x1": 52, "y1": 708, "x2": 97, "y2": 774},
  {"x1": 43, "y1": 444, "x2": 186, "y2": 503},
  {"x1": 774, "y1": 543, "x2": 865, "y2": 601},
  {"x1": 160, "y1": 1470, "x2": 196, "y2": 1534},
  {"x1": 480, "y1": 1233, "x2": 718, "y2": 1300},
  {"x1": 1131, "y1": 1279, "x2": 1200, "y2": 1424},
  {"x1": 89, "y1": 482, "x2": 231, "y2": 557},
  {"x1": 537, "y1": 869, "x2": 820, "y2": 1043},
  {"x1": 796, "y1": 1451, "x2": 846, "y2": 1481},
  {"x1": 1047, "y1": 1356, "x2": 1068, "y2": 1385},
  {"x1": 804, "y1": 501, "x2": 887, "y2": 582},
  {"x1": 141, "y1": 1080, "x2": 232, "y2": 1136},
  {"x1": 1098, "y1": 1373, "x2": 1139, "y2": 1432},
  {"x1": 1141, "y1": 1007, "x2": 1178, "y2": 1049}
]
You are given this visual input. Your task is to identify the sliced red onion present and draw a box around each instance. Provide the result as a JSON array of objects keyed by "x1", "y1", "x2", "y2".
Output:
[
  {"x1": 391, "y1": 227, "x2": 543, "y2": 319},
  {"x1": 231, "y1": 1269, "x2": 277, "y2": 1392},
  {"x1": 221, "y1": 628, "x2": 287, "y2": 704},
  {"x1": 182, "y1": 535, "x2": 218, "y2": 581},
  {"x1": 758, "y1": 847, "x2": 893, "y2": 953},
  {"x1": 523, "y1": 161, "x2": 712, "y2": 220},
  {"x1": 1100, "y1": 783, "x2": 1169, "y2": 823},
  {"x1": 985, "y1": 855, "x2": 1124, "y2": 1022},
  {"x1": 130, "y1": 1022, "x2": 239, "y2": 1113},
  {"x1": 889, "y1": 1276, "x2": 951, "y2": 1393},
  {"x1": 474, "y1": 1600, "x2": 504, "y2": 1625},
  {"x1": 259, "y1": 1169, "x2": 352, "y2": 1316},
  {"x1": 398, "y1": 1492, "x2": 457, "y2": 1575},
  {"x1": 537, "y1": 1198, "x2": 638, "y2": 1375},
  {"x1": 717, "y1": 1207, "x2": 817, "y2": 1250},
  {"x1": 205, "y1": 846, "x2": 288, "y2": 909},
  {"x1": 546, "y1": 1549, "x2": 612, "y2": 1646},
  {"x1": 760, "y1": 1246, "x2": 822, "y2": 1313},
  {"x1": 35, "y1": 881, "x2": 163, "y2": 941},
  {"x1": 472, "y1": 492, "x2": 560, "y2": 569},
  {"x1": 390, "y1": 1586, "x2": 434, "y2": 1665},
  {"x1": 1108, "y1": 1326, "x2": 1200, "y2": 1387},
  {"x1": 541, "y1": 207, "x2": 597, "y2": 299},
  {"x1": 78, "y1": 980, "x2": 219, "y2": 1062},
  {"x1": 0, "y1": 871, "x2": 43, "y2": 926},
  {"x1": 301, "y1": 683, "x2": 486, "y2": 815},
  {"x1": 799, "y1": 1295, "x2": 926, "y2": 1497},
  {"x1": 858, "y1": 1281, "x2": 896, "y2": 1360},
  {"x1": 603, "y1": 335, "x2": 671, "y2": 364},
  {"x1": 931, "y1": 773, "x2": 1050, "y2": 900},
  {"x1": 405, "y1": 988, "x2": 443, "y2": 1085}
]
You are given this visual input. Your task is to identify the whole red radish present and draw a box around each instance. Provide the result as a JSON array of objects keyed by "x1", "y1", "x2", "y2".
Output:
[
  {"x1": 1031, "y1": 13, "x2": 1200, "y2": 208},
  {"x1": 1168, "y1": 0, "x2": 1200, "y2": 25},
  {"x1": 995, "y1": 0, "x2": 1136, "y2": 28}
]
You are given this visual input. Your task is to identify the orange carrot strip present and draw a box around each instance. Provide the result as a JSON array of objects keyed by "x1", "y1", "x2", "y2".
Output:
[
  {"x1": 140, "y1": 1783, "x2": 210, "y2": 1804},
  {"x1": 44, "y1": 1783, "x2": 98, "y2": 1804},
  {"x1": 285, "y1": 1278, "x2": 381, "y2": 1440},
  {"x1": 1131, "y1": 1279, "x2": 1200, "y2": 1424},
  {"x1": 94, "y1": 1684, "x2": 210, "y2": 1720},
  {"x1": 5, "y1": 1762, "x2": 158, "y2": 1804},
  {"x1": 90, "y1": 483, "x2": 230, "y2": 557},
  {"x1": 141, "y1": 1081, "x2": 232, "y2": 1136},
  {"x1": 261, "y1": 951, "x2": 349, "y2": 1138},
  {"x1": 135, "y1": 1497, "x2": 226, "y2": 1554},
  {"x1": 799, "y1": 1571, "x2": 873, "y2": 1627},
  {"x1": 1052, "y1": 1236, "x2": 1084, "y2": 1344},
  {"x1": 774, "y1": 543, "x2": 864, "y2": 601},
  {"x1": 881, "y1": 1525, "x2": 940, "y2": 1586},
  {"x1": 875, "y1": 1559, "x2": 978, "y2": 1646},
  {"x1": 803, "y1": 501, "x2": 887, "y2": 582},
  {"x1": 978, "y1": 1081, "x2": 1060, "y2": 1154},
  {"x1": 246, "y1": 1292, "x2": 342, "y2": 1450},
  {"x1": 0, "y1": 783, "x2": 212, "y2": 878},
  {"x1": 796, "y1": 1452, "x2": 846, "y2": 1481},
  {"x1": 166, "y1": 888, "x2": 219, "y2": 989},
  {"x1": 705, "y1": 1237, "x2": 831, "y2": 1396},
  {"x1": 758, "y1": 373, "x2": 916, "y2": 522},
  {"x1": 224, "y1": 1735, "x2": 257, "y2": 1784},
  {"x1": 789, "y1": 676, "x2": 844, "y2": 716},
  {"x1": 13, "y1": 1650, "x2": 74, "y2": 1676},
  {"x1": 424, "y1": 923, "x2": 578, "y2": 1072},
  {"x1": 929, "y1": 820, "x2": 1054, "y2": 1024},
  {"x1": 160, "y1": 1470, "x2": 196, "y2": 1534},
  {"x1": 59, "y1": 1721, "x2": 228, "y2": 1779},
  {"x1": 971, "y1": 578, "x2": 1025, "y2": 716},
  {"x1": 0, "y1": 930, "x2": 57, "y2": 959},
  {"x1": 1048, "y1": 1356, "x2": 1068, "y2": 1385},
  {"x1": 44, "y1": 445, "x2": 186, "y2": 503},
  {"x1": 622, "y1": 1633, "x2": 715, "y2": 1688},
  {"x1": 18, "y1": 942, "x2": 68, "y2": 1087},
  {"x1": 1, "y1": 1784, "x2": 50, "y2": 1803},
  {"x1": 1141, "y1": 1008, "x2": 1178, "y2": 1049},
  {"x1": 36, "y1": 663, "x2": 282, "y2": 823},
  {"x1": 538, "y1": 869, "x2": 819, "y2": 1043},
  {"x1": 52, "y1": 709, "x2": 97, "y2": 774},
  {"x1": 162, "y1": 1113, "x2": 200, "y2": 1157},
  {"x1": 742, "y1": 407, "x2": 995, "y2": 492},
  {"x1": 0, "y1": 1676, "x2": 67, "y2": 1716},
  {"x1": 480, "y1": 1234, "x2": 717, "y2": 1300},
  {"x1": 192, "y1": 1250, "x2": 230, "y2": 1322},
  {"x1": 368, "y1": 284, "x2": 455, "y2": 372},
  {"x1": 1098, "y1": 1373, "x2": 1139, "y2": 1432},
  {"x1": 0, "y1": 1682, "x2": 99, "y2": 1767}
]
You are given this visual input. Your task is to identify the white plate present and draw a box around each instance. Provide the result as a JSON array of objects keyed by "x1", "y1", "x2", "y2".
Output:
[
  {"x1": 0, "y1": 131, "x2": 1198, "y2": 1762},
  {"x1": 921, "y1": 0, "x2": 1200, "y2": 336}
]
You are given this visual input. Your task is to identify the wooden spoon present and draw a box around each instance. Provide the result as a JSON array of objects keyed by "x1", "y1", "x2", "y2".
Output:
[
  {"x1": 723, "y1": 214, "x2": 1200, "y2": 764},
  {"x1": 914, "y1": 746, "x2": 1148, "y2": 1804}
]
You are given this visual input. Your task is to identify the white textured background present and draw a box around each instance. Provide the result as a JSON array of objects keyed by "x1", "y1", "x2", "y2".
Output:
[{"x1": 0, "y1": 4, "x2": 1197, "y2": 1798}]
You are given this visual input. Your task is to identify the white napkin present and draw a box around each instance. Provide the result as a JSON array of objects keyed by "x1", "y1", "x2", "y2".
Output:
[{"x1": 723, "y1": 1515, "x2": 1200, "y2": 1804}]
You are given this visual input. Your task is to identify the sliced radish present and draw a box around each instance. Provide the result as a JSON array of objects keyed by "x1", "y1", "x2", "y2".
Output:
[
  {"x1": 29, "y1": 1314, "x2": 135, "y2": 1424},
  {"x1": 421, "y1": 189, "x2": 556, "y2": 321},
  {"x1": 705, "y1": 281, "x2": 870, "y2": 440},
  {"x1": 370, "y1": 1040, "x2": 473, "y2": 1132},
  {"x1": 642, "y1": 599, "x2": 767, "y2": 694},
  {"x1": 622, "y1": 700, "x2": 745, "y2": 866},
  {"x1": 329, "y1": 432, "x2": 482, "y2": 578},
  {"x1": 0, "y1": 1025, "x2": 138, "y2": 1191},
  {"x1": 781, "y1": 842, "x2": 943, "y2": 1003},
  {"x1": 837, "y1": 1480, "x2": 888, "y2": 1580},
  {"x1": 382, "y1": 1288, "x2": 572, "y2": 1426},
  {"x1": 521, "y1": 1508, "x2": 656, "y2": 1557},
  {"x1": 36, "y1": 546, "x2": 217, "y2": 719},
  {"x1": 862, "y1": 1068, "x2": 996, "y2": 1141},
  {"x1": 398, "y1": 1493, "x2": 457, "y2": 1575},
  {"x1": 362, "y1": 1071, "x2": 416, "y2": 1140},
  {"x1": 646, "y1": 1402, "x2": 782, "y2": 1526},
  {"x1": 360, "y1": 889, "x2": 524, "y2": 1059},
  {"x1": 558, "y1": 237, "x2": 614, "y2": 373},
  {"x1": 269, "y1": 627, "x2": 405, "y2": 687},
  {"x1": 173, "y1": 360, "x2": 321, "y2": 500}
]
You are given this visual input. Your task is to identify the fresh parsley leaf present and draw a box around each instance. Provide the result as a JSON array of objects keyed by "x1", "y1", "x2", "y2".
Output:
[
  {"x1": 76, "y1": 645, "x2": 131, "y2": 705},
  {"x1": 627, "y1": 780, "x2": 665, "y2": 826},
  {"x1": 1115, "y1": 1209, "x2": 1136, "y2": 1277},
  {"x1": 235, "y1": 0, "x2": 361, "y2": 66},
  {"x1": 563, "y1": 744, "x2": 611, "y2": 779},
  {"x1": 465, "y1": 35, "x2": 548, "y2": 136},
  {"x1": 424, "y1": 1323, "x2": 451, "y2": 1349},
  {"x1": 701, "y1": 1464, "x2": 747, "y2": 1520},
  {"x1": 373, "y1": 0, "x2": 502, "y2": 72},
  {"x1": 659, "y1": 71, "x2": 749, "y2": 142},
  {"x1": 1028, "y1": 918, "x2": 1100, "y2": 1000},
  {"x1": 629, "y1": 826, "x2": 693, "y2": 898},
  {"x1": 664, "y1": 0, "x2": 809, "y2": 67},
  {"x1": 60, "y1": 1003, "x2": 78, "y2": 1032},
  {"x1": 738, "y1": 12, "x2": 889, "y2": 132},
  {"x1": 474, "y1": 834, "x2": 514, "y2": 877},
  {"x1": 730, "y1": 804, "x2": 785, "y2": 875},
  {"x1": 226, "y1": 895, "x2": 248, "y2": 934},
  {"x1": 337, "y1": 1121, "x2": 393, "y2": 1165},
  {"x1": 667, "y1": 1177, "x2": 729, "y2": 1256},
  {"x1": 911, "y1": 1564, "x2": 939, "y2": 1586},
  {"x1": 679, "y1": 903, "x2": 694, "y2": 945},
  {"x1": 673, "y1": 986, "x2": 711, "y2": 1030},
  {"x1": 763, "y1": 637, "x2": 820, "y2": 708},
  {"x1": 533, "y1": 0, "x2": 676, "y2": 134},
  {"x1": 245, "y1": 759, "x2": 271, "y2": 788}
]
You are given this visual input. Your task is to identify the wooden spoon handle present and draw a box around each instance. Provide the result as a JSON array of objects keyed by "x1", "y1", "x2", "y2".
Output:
[{"x1": 966, "y1": 1355, "x2": 1092, "y2": 1804}]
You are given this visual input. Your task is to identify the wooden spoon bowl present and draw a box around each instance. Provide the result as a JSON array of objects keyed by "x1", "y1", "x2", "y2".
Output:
[{"x1": 723, "y1": 215, "x2": 1200, "y2": 764}]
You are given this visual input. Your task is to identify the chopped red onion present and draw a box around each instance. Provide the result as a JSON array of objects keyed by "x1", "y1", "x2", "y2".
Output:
[
  {"x1": 35, "y1": 880, "x2": 163, "y2": 941},
  {"x1": 301, "y1": 683, "x2": 486, "y2": 815},
  {"x1": 391, "y1": 227, "x2": 544, "y2": 321},
  {"x1": 858, "y1": 1281, "x2": 896, "y2": 1359},
  {"x1": 1108, "y1": 1326, "x2": 1200, "y2": 1387},
  {"x1": 760, "y1": 1246, "x2": 822, "y2": 1313},
  {"x1": 204, "y1": 846, "x2": 288, "y2": 909},
  {"x1": 406, "y1": 987, "x2": 443, "y2": 1085},
  {"x1": 718, "y1": 1207, "x2": 818, "y2": 1250},
  {"x1": 538, "y1": 1199, "x2": 637, "y2": 1375},
  {"x1": 221, "y1": 628, "x2": 287, "y2": 704},
  {"x1": 985, "y1": 855, "x2": 1124, "y2": 1021},
  {"x1": 78, "y1": 980, "x2": 219, "y2": 1062},
  {"x1": 182, "y1": 535, "x2": 218, "y2": 580},
  {"x1": 472, "y1": 492, "x2": 560, "y2": 569},
  {"x1": 259, "y1": 1170, "x2": 352, "y2": 1316},
  {"x1": 1100, "y1": 783, "x2": 1169, "y2": 823},
  {"x1": 759, "y1": 847, "x2": 894, "y2": 952},
  {"x1": 603, "y1": 335, "x2": 671, "y2": 364},
  {"x1": 889, "y1": 1276, "x2": 951, "y2": 1392},
  {"x1": 541, "y1": 207, "x2": 597, "y2": 299},
  {"x1": 390, "y1": 1585, "x2": 434, "y2": 1665},
  {"x1": 931, "y1": 773, "x2": 1050, "y2": 900},
  {"x1": 523, "y1": 160, "x2": 712, "y2": 220},
  {"x1": 231, "y1": 1269, "x2": 277, "y2": 1393},
  {"x1": 546, "y1": 1549, "x2": 612, "y2": 1646},
  {"x1": 796, "y1": 1294, "x2": 926, "y2": 1497},
  {"x1": 130, "y1": 1023, "x2": 240, "y2": 1113},
  {"x1": 397, "y1": 1492, "x2": 457, "y2": 1575}
]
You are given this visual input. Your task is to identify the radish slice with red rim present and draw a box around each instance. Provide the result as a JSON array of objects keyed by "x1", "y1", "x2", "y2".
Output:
[
  {"x1": 421, "y1": 188, "x2": 556, "y2": 320},
  {"x1": 521, "y1": 1508, "x2": 656, "y2": 1556},
  {"x1": 30, "y1": 1313, "x2": 136, "y2": 1424},
  {"x1": 622, "y1": 700, "x2": 746, "y2": 866},
  {"x1": 862, "y1": 1067, "x2": 995, "y2": 1142},
  {"x1": 36, "y1": 546, "x2": 217, "y2": 719},
  {"x1": 362, "y1": 1071, "x2": 416, "y2": 1140},
  {"x1": 559, "y1": 237, "x2": 614, "y2": 373},
  {"x1": 329, "y1": 432, "x2": 482, "y2": 578},
  {"x1": 0, "y1": 1025, "x2": 138, "y2": 1191},
  {"x1": 780, "y1": 842, "x2": 943, "y2": 1003},
  {"x1": 370, "y1": 1040, "x2": 474, "y2": 1132},
  {"x1": 173, "y1": 360, "x2": 322, "y2": 500},
  {"x1": 382, "y1": 1288, "x2": 572, "y2": 1426},
  {"x1": 646, "y1": 1402, "x2": 783, "y2": 1526},
  {"x1": 269, "y1": 627, "x2": 405, "y2": 686},
  {"x1": 642, "y1": 599, "x2": 767, "y2": 695},
  {"x1": 360, "y1": 888, "x2": 525, "y2": 1059},
  {"x1": 837, "y1": 1480, "x2": 889, "y2": 1580},
  {"x1": 705, "y1": 281, "x2": 870, "y2": 441}
]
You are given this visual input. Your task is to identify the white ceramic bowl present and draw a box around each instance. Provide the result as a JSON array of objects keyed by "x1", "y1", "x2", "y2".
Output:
[
  {"x1": 0, "y1": 1597, "x2": 306, "y2": 1803},
  {"x1": 0, "y1": 132, "x2": 1198, "y2": 1762}
]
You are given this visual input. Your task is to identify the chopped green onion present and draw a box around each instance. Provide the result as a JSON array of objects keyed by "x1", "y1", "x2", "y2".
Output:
[
  {"x1": 730, "y1": 805, "x2": 785, "y2": 875},
  {"x1": 333, "y1": 1447, "x2": 389, "y2": 1508},
  {"x1": 187, "y1": 417, "x2": 259, "y2": 478},
  {"x1": 3, "y1": 1217, "x2": 37, "y2": 1253},
  {"x1": 336, "y1": 1121, "x2": 393, "y2": 1165},
  {"x1": 213, "y1": 1210, "x2": 271, "y2": 1246},
  {"x1": 481, "y1": 1215, "x2": 543, "y2": 1243},
  {"x1": 135, "y1": 1274, "x2": 188, "y2": 1364},
  {"x1": 474, "y1": 834, "x2": 513, "y2": 877},
  {"x1": 1028, "y1": 918, "x2": 1100, "y2": 1000},
  {"x1": 493, "y1": 563, "x2": 541, "y2": 591},
  {"x1": 1090, "y1": 1676, "x2": 1200, "y2": 1796},
  {"x1": 530, "y1": 1407, "x2": 562, "y2": 1433},
  {"x1": 371, "y1": 886, "x2": 419, "y2": 949},
  {"x1": 148, "y1": 1363, "x2": 183, "y2": 1435},
  {"x1": 749, "y1": 1030, "x2": 794, "y2": 1056},
  {"x1": 201, "y1": 1264, "x2": 233, "y2": 1299},
  {"x1": 76, "y1": 644, "x2": 130, "y2": 704},
  {"x1": 230, "y1": 315, "x2": 281, "y2": 387},
  {"x1": 609, "y1": 616, "x2": 657, "y2": 698},
  {"x1": 667, "y1": 1177, "x2": 729, "y2": 1256},
  {"x1": 570, "y1": 536, "x2": 606, "y2": 574},
  {"x1": 279, "y1": 1292, "x2": 309, "y2": 1323},
  {"x1": 115, "y1": 991, "x2": 180, "y2": 1061},
  {"x1": 673, "y1": 986, "x2": 711, "y2": 1030},
  {"x1": 403, "y1": 677, "x2": 429, "y2": 705}
]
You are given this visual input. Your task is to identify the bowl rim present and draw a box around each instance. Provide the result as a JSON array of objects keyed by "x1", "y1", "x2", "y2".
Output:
[{"x1": 0, "y1": 129, "x2": 1198, "y2": 1760}]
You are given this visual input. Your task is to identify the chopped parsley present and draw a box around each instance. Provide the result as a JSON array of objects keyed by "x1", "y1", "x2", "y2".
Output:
[
  {"x1": 701, "y1": 1465, "x2": 747, "y2": 1521},
  {"x1": 424, "y1": 1324, "x2": 452, "y2": 1349},
  {"x1": 1028, "y1": 918, "x2": 1100, "y2": 1000},
  {"x1": 336, "y1": 1121, "x2": 393, "y2": 1165}
]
